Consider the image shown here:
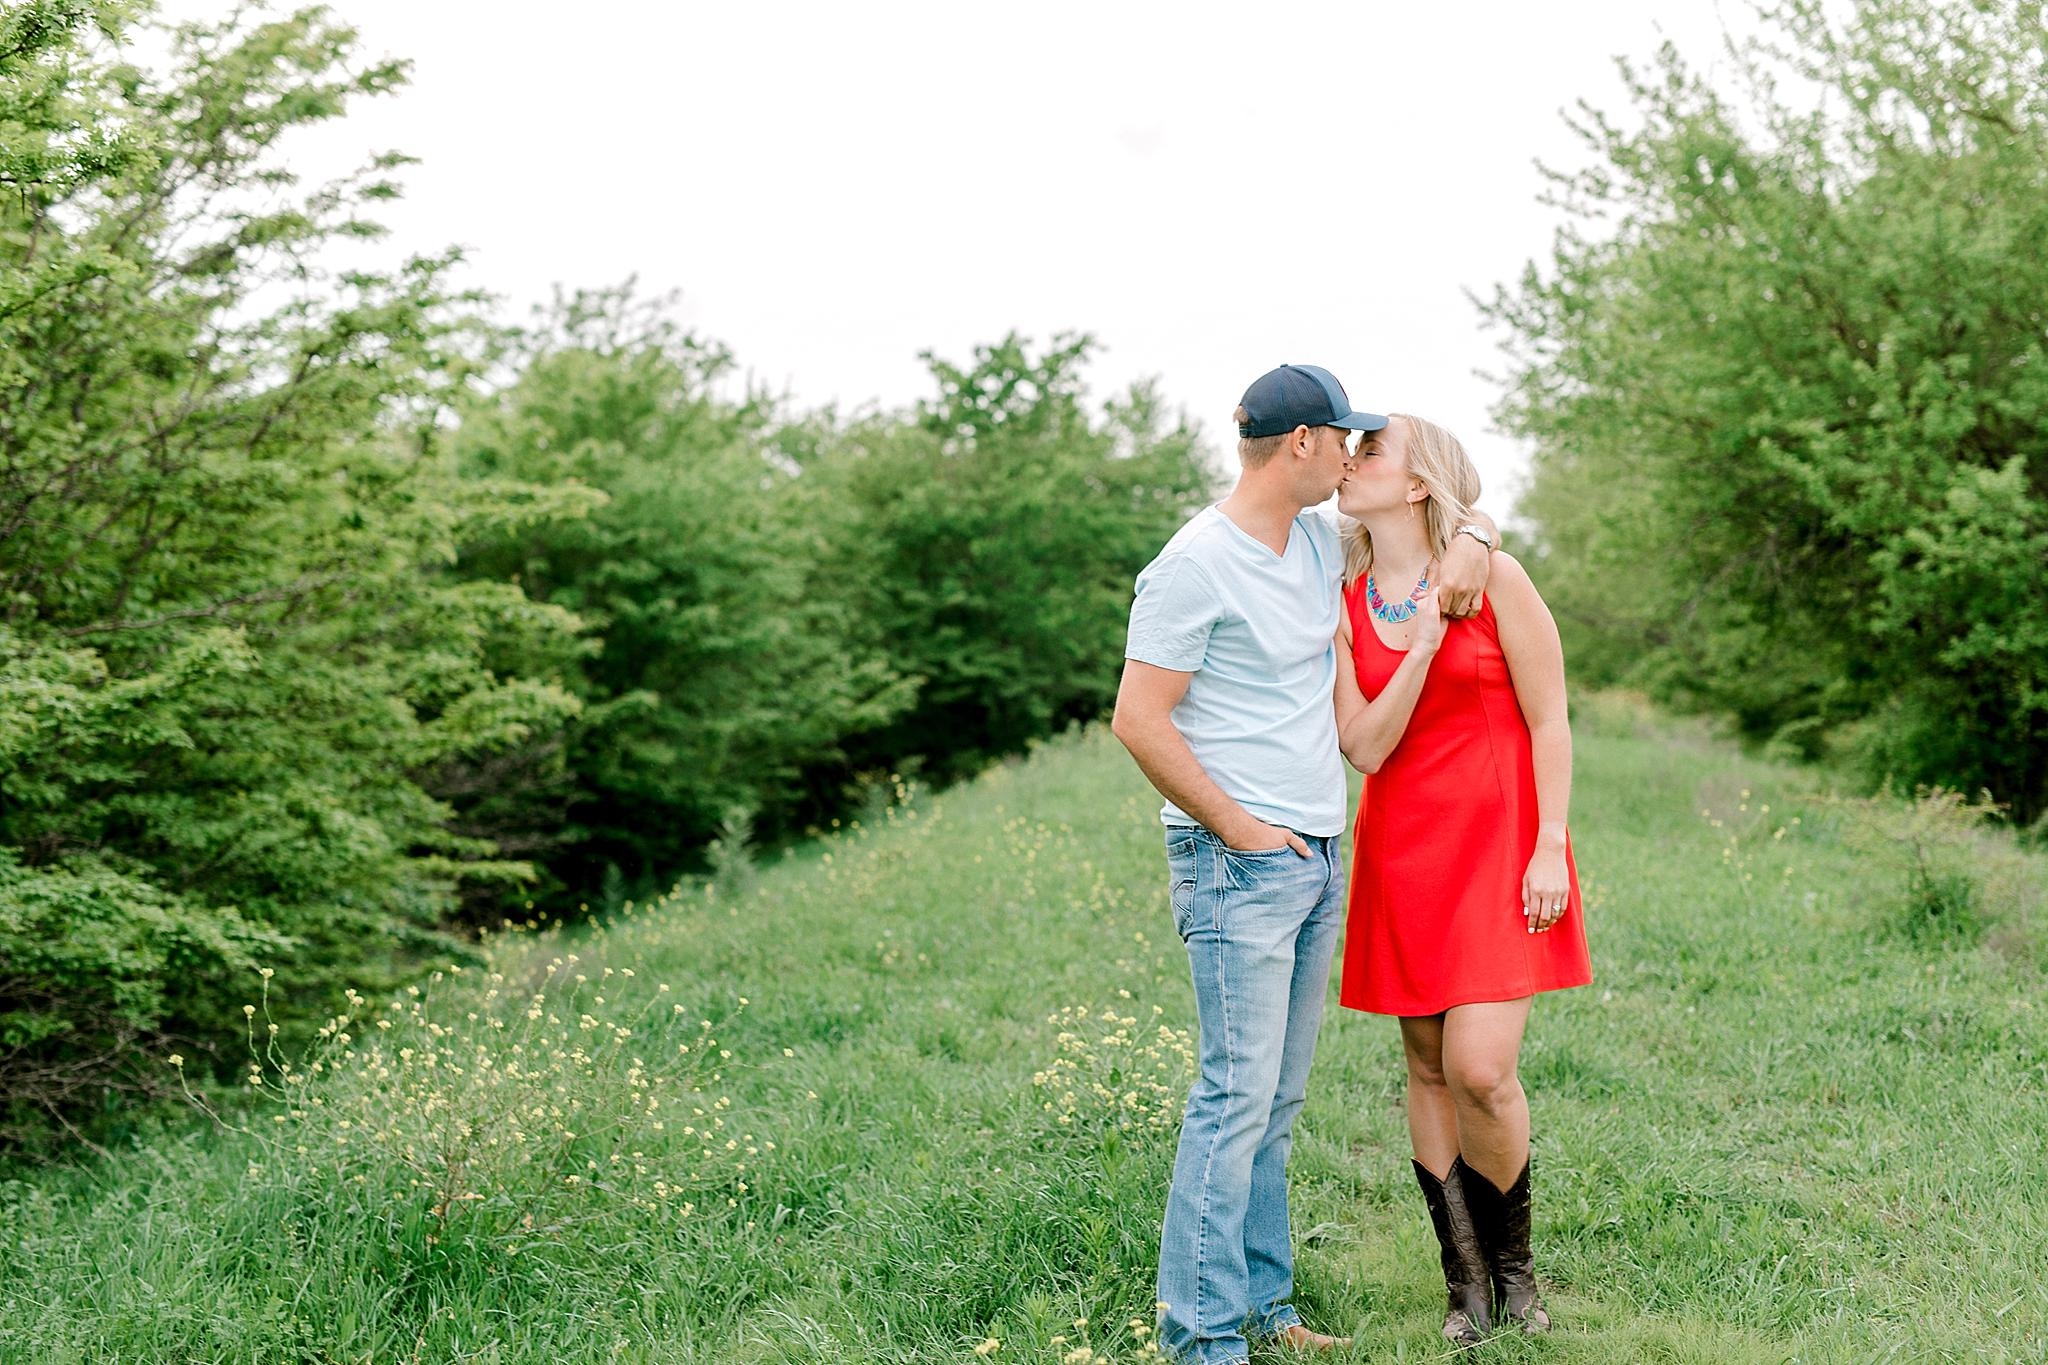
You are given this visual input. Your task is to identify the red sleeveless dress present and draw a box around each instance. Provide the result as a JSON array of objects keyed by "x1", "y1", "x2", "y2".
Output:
[{"x1": 1338, "y1": 586, "x2": 1593, "y2": 1016}]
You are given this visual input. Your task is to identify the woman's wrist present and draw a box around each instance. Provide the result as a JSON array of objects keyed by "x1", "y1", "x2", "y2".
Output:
[{"x1": 1535, "y1": 820, "x2": 1568, "y2": 852}]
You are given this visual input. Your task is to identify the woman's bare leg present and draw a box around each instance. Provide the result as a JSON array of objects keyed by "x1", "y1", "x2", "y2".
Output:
[
  {"x1": 1440, "y1": 997, "x2": 1533, "y2": 1190},
  {"x1": 1398, "y1": 1013, "x2": 1460, "y2": 1175},
  {"x1": 1400, "y1": 1011, "x2": 1492, "y2": 1342}
]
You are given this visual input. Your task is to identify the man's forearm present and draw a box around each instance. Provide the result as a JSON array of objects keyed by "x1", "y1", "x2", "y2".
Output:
[
  {"x1": 1437, "y1": 510, "x2": 1499, "y2": 617},
  {"x1": 1114, "y1": 713, "x2": 1260, "y2": 841}
]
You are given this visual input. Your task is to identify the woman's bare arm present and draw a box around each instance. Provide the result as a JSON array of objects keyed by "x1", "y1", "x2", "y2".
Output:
[
  {"x1": 1489, "y1": 552, "x2": 1574, "y2": 930},
  {"x1": 1333, "y1": 592, "x2": 1446, "y2": 774}
]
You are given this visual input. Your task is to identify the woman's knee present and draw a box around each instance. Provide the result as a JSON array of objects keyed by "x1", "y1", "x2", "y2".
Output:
[
  {"x1": 1401, "y1": 1024, "x2": 1449, "y2": 1091},
  {"x1": 1405, "y1": 1050, "x2": 1449, "y2": 1091},
  {"x1": 1444, "y1": 1054, "x2": 1522, "y2": 1113}
]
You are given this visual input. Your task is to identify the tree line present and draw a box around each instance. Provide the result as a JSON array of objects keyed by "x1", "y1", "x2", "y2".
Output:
[
  {"x1": 8, "y1": 0, "x2": 2045, "y2": 1150},
  {"x1": 1485, "y1": 0, "x2": 2048, "y2": 825},
  {"x1": 0, "y1": 3, "x2": 1212, "y2": 1147}
]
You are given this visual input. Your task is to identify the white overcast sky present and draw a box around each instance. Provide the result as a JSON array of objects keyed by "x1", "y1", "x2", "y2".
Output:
[{"x1": 162, "y1": 0, "x2": 1768, "y2": 511}]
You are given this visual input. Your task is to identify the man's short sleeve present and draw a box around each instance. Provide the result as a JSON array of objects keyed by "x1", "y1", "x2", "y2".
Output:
[{"x1": 1126, "y1": 553, "x2": 1222, "y2": 672}]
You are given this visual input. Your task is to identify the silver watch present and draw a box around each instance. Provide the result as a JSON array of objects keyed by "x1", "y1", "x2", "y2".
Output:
[{"x1": 1454, "y1": 523, "x2": 1495, "y2": 551}]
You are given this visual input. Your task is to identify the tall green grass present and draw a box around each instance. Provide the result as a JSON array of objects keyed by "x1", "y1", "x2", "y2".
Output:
[{"x1": 3, "y1": 695, "x2": 2045, "y2": 1363}]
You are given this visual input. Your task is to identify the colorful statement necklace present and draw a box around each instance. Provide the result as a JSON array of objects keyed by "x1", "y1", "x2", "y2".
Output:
[{"x1": 1366, "y1": 567, "x2": 1430, "y2": 624}]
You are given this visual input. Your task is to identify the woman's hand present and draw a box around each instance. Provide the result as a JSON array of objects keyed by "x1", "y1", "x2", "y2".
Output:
[
  {"x1": 1412, "y1": 586, "x2": 1447, "y2": 657},
  {"x1": 1521, "y1": 843, "x2": 1570, "y2": 932}
]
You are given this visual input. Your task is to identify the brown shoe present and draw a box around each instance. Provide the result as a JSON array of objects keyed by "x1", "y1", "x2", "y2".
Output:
[
  {"x1": 1459, "y1": 1156, "x2": 1552, "y2": 1335},
  {"x1": 1414, "y1": 1158, "x2": 1493, "y2": 1345},
  {"x1": 1270, "y1": 1322, "x2": 1351, "y2": 1352}
]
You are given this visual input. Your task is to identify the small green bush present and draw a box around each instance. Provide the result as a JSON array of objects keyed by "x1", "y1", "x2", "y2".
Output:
[{"x1": 1830, "y1": 787, "x2": 2034, "y2": 953}]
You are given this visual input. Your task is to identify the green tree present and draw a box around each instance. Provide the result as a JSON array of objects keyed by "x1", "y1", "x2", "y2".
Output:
[
  {"x1": 813, "y1": 334, "x2": 1216, "y2": 784},
  {"x1": 444, "y1": 286, "x2": 912, "y2": 898},
  {"x1": 0, "y1": 3, "x2": 590, "y2": 1145},
  {"x1": 1484, "y1": 0, "x2": 2048, "y2": 817}
]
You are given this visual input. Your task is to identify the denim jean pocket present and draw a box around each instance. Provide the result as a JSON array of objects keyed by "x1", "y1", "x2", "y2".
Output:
[
  {"x1": 1170, "y1": 868, "x2": 1198, "y2": 938},
  {"x1": 1191, "y1": 824, "x2": 1294, "y2": 858},
  {"x1": 1164, "y1": 831, "x2": 1202, "y2": 939},
  {"x1": 1211, "y1": 836, "x2": 1317, "y2": 897}
]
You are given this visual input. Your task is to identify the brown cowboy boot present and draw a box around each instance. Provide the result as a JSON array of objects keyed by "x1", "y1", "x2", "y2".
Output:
[
  {"x1": 1458, "y1": 1155, "x2": 1551, "y2": 1334},
  {"x1": 1412, "y1": 1159, "x2": 1492, "y2": 1345}
]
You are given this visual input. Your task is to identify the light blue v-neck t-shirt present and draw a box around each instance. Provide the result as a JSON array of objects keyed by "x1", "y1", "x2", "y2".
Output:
[{"x1": 1124, "y1": 504, "x2": 1347, "y2": 837}]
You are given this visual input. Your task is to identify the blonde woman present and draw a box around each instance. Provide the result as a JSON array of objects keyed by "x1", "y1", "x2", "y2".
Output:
[{"x1": 1330, "y1": 414, "x2": 1591, "y2": 1344}]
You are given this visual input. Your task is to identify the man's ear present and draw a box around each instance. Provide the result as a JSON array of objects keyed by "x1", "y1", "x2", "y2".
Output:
[{"x1": 1289, "y1": 424, "x2": 1314, "y2": 458}]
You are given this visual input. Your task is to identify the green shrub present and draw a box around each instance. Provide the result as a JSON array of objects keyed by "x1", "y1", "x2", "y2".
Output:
[
  {"x1": 1484, "y1": 0, "x2": 2048, "y2": 818},
  {"x1": 0, "y1": 847, "x2": 281, "y2": 1147},
  {"x1": 1829, "y1": 787, "x2": 2035, "y2": 952},
  {"x1": 442, "y1": 286, "x2": 914, "y2": 897},
  {"x1": 442, "y1": 321, "x2": 1215, "y2": 907},
  {"x1": 810, "y1": 334, "x2": 1215, "y2": 785},
  {"x1": 0, "y1": 5, "x2": 590, "y2": 1138}
]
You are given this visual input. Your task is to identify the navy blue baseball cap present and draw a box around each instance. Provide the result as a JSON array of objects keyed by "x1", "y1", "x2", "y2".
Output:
[{"x1": 1238, "y1": 364, "x2": 1388, "y2": 438}]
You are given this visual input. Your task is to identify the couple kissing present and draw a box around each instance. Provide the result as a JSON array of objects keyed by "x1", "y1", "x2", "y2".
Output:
[{"x1": 1112, "y1": 363, "x2": 1593, "y2": 1363}]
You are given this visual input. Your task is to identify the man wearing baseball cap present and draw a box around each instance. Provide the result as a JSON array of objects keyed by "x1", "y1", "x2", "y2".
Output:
[{"x1": 1112, "y1": 365, "x2": 1496, "y2": 1361}]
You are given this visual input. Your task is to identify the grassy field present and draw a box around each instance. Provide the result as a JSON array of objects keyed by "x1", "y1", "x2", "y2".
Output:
[{"x1": 4, "y1": 694, "x2": 2047, "y2": 1364}]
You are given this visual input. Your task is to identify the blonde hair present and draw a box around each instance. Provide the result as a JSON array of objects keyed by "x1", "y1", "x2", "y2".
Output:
[
  {"x1": 1341, "y1": 414, "x2": 1481, "y2": 587},
  {"x1": 1231, "y1": 405, "x2": 1287, "y2": 467}
]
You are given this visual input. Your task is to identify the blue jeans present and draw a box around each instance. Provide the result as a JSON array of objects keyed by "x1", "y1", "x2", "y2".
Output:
[{"x1": 1155, "y1": 825, "x2": 1345, "y2": 1365}]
